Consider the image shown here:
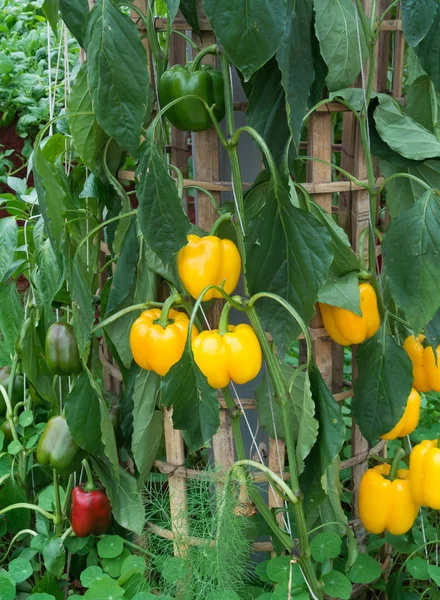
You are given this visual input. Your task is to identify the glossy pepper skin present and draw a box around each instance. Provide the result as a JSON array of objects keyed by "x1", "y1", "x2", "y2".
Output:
[
  {"x1": 358, "y1": 464, "x2": 419, "y2": 535},
  {"x1": 71, "y1": 485, "x2": 112, "y2": 537},
  {"x1": 178, "y1": 235, "x2": 241, "y2": 301},
  {"x1": 1, "y1": 420, "x2": 13, "y2": 443},
  {"x1": 159, "y1": 63, "x2": 225, "y2": 132},
  {"x1": 381, "y1": 388, "x2": 421, "y2": 440},
  {"x1": 45, "y1": 322, "x2": 82, "y2": 376},
  {"x1": 130, "y1": 308, "x2": 198, "y2": 376},
  {"x1": 318, "y1": 282, "x2": 380, "y2": 346},
  {"x1": 0, "y1": 367, "x2": 25, "y2": 416},
  {"x1": 409, "y1": 440, "x2": 440, "y2": 509},
  {"x1": 192, "y1": 324, "x2": 262, "y2": 389},
  {"x1": 403, "y1": 334, "x2": 440, "y2": 393},
  {"x1": 37, "y1": 416, "x2": 82, "y2": 475}
]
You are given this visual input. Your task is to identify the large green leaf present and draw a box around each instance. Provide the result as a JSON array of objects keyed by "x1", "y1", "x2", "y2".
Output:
[
  {"x1": 84, "y1": 0, "x2": 149, "y2": 155},
  {"x1": 245, "y1": 176, "x2": 333, "y2": 355},
  {"x1": 19, "y1": 315, "x2": 55, "y2": 404},
  {"x1": 202, "y1": 0, "x2": 287, "y2": 81},
  {"x1": 0, "y1": 283, "x2": 23, "y2": 363},
  {"x1": 313, "y1": 0, "x2": 367, "y2": 91},
  {"x1": 382, "y1": 191, "x2": 440, "y2": 331},
  {"x1": 68, "y1": 63, "x2": 106, "y2": 173},
  {"x1": 106, "y1": 219, "x2": 138, "y2": 314},
  {"x1": 414, "y1": 6, "x2": 440, "y2": 92},
  {"x1": 179, "y1": 0, "x2": 201, "y2": 35},
  {"x1": 401, "y1": 0, "x2": 438, "y2": 46},
  {"x1": 276, "y1": 0, "x2": 315, "y2": 150},
  {"x1": 161, "y1": 346, "x2": 220, "y2": 451},
  {"x1": 42, "y1": 0, "x2": 59, "y2": 37},
  {"x1": 33, "y1": 219, "x2": 63, "y2": 321},
  {"x1": 164, "y1": 0, "x2": 180, "y2": 23},
  {"x1": 374, "y1": 99, "x2": 440, "y2": 161},
  {"x1": 317, "y1": 271, "x2": 361, "y2": 314},
  {"x1": 0, "y1": 218, "x2": 17, "y2": 283},
  {"x1": 65, "y1": 372, "x2": 102, "y2": 453},
  {"x1": 352, "y1": 328, "x2": 413, "y2": 441},
  {"x1": 405, "y1": 75, "x2": 437, "y2": 132},
  {"x1": 136, "y1": 135, "x2": 190, "y2": 262},
  {"x1": 131, "y1": 371, "x2": 162, "y2": 483},
  {"x1": 60, "y1": 0, "x2": 89, "y2": 46},
  {"x1": 71, "y1": 250, "x2": 96, "y2": 363}
]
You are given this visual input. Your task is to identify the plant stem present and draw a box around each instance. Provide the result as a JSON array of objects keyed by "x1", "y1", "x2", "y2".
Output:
[
  {"x1": 232, "y1": 460, "x2": 298, "y2": 505},
  {"x1": 53, "y1": 469, "x2": 62, "y2": 536},
  {"x1": 183, "y1": 185, "x2": 220, "y2": 215},
  {"x1": 0, "y1": 503, "x2": 55, "y2": 521},
  {"x1": 389, "y1": 448, "x2": 405, "y2": 480},
  {"x1": 82, "y1": 458, "x2": 96, "y2": 492},
  {"x1": 157, "y1": 294, "x2": 182, "y2": 327},
  {"x1": 0, "y1": 529, "x2": 37, "y2": 564},
  {"x1": 62, "y1": 474, "x2": 74, "y2": 518},
  {"x1": 209, "y1": 212, "x2": 232, "y2": 236},
  {"x1": 92, "y1": 300, "x2": 164, "y2": 333},
  {"x1": 219, "y1": 49, "x2": 235, "y2": 139},
  {"x1": 218, "y1": 302, "x2": 232, "y2": 335},
  {"x1": 190, "y1": 44, "x2": 218, "y2": 71}
]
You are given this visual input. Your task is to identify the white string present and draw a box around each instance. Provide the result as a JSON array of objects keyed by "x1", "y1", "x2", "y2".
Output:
[
  {"x1": 47, "y1": 22, "x2": 53, "y2": 135},
  {"x1": 227, "y1": 65, "x2": 245, "y2": 237},
  {"x1": 406, "y1": 435, "x2": 429, "y2": 561},
  {"x1": 298, "y1": 562, "x2": 320, "y2": 600}
]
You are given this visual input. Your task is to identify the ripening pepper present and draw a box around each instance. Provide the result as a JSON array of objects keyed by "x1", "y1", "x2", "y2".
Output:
[
  {"x1": 37, "y1": 416, "x2": 82, "y2": 474},
  {"x1": 158, "y1": 63, "x2": 225, "y2": 132},
  {"x1": 318, "y1": 282, "x2": 380, "y2": 346},
  {"x1": 192, "y1": 324, "x2": 262, "y2": 389},
  {"x1": 45, "y1": 322, "x2": 82, "y2": 376},
  {"x1": 0, "y1": 367, "x2": 25, "y2": 416},
  {"x1": 130, "y1": 308, "x2": 198, "y2": 376},
  {"x1": 409, "y1": 440, "x2": 440, "y2": 509},
  {"x1": 178, "y1": 235, "x2": 241, "y2": 301},
  {"x1": 1, "y1": 420, "x2": 13, "y2": 443},
  {"x1": 71, "y1": 485, "x2": 112, "y2": 537},
  {"x1": 358, "y1": 464, "x2": 419, "y2": 535},
  {"x1": 403, "y1": 334, "x2": 440, "y2": 393},
  {"x1": 381, "y1": 388, "x2": 421, "y2": 440}
]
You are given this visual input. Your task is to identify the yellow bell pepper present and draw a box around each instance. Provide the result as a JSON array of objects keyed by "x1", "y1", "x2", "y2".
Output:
[
  {"x1": 381, "y1": 388, "x2": 421, "y2": 440},
  {"x1": 409, "y1": 440, "x2": 440, "y2": 509},
  {"x1": 192, "y1": 324, "x2": 262, "y2": 389},
  {"x1": 318, "y1": 282, "x2": 380, "y2": 346},
  {"x1": 130, "y1": 308, "x2": 198, "y2": 376},
  {"x1": 403, "y1": 334, "x2": 440, "y2": 393},
  {"x1": 177, "y1": 234, "x2": 241, "y2": 301},
  {"x1": 358, "y1": 464, "x2": 419, "y2": 535}
]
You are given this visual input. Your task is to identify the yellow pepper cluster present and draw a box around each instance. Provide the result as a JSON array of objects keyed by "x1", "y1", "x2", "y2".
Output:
[{"x1": 129, "y1": 234, "x2": 262, "y2": 388}]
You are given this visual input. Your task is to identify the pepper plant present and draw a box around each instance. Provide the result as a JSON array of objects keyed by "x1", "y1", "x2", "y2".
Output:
[{"x1": 1, "y1": 0, "x2": 440, "y2": 598}]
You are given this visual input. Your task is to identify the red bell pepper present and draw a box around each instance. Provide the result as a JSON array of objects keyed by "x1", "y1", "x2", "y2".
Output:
[{"x1": 71, "y1": 460, "x2": 112, "y2": 537}]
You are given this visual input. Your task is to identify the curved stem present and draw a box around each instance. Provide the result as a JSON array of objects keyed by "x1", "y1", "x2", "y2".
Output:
[
  {"x1": 61, "y1": 526, "x2": 73, "y2": 542},
  {"x1": 378, "y1": 172, "x2": 431, "y2": 195},
  {"x1": 92, "y1": 301, "x2": 164, "y2": 334},
  {"x1": 77, "y1": 210, "x2": 137, "y2": 254},
  {"x1": 190, "y1": 44, "x2": 218, "y2": 71},
  {"x1": 0, "y1": 385, "x2": 19, "y2": 443},
  {"x1": 183, "y1": 184, "x2": 220, "y2": 215},
  {"x1": 303, "y1": 97, "x2": 361, "y2": 122},
  {"x1": 0, "y1": 529, "x2": 37, "y2": 564},
  {"x1": 209, "y1": 212, "x2": 232, "y2": 236},
  {"x1": 358, "y1": 226, "x2": 369, "y2": 273},
  {"x1": 218, "y1": 302, "x2": 232, "y2": 335},
  {"x1": 297, "y1": 156, "x2": 371, "y2": 192},
  {"x1": 169, "y1": 164, "x2": 184, "y2": 199},
  {"x1": 62, "y1": 474, "x2": 74, "y2": 517},
  {"x1": 53, "y1": 469, "x2": 62, "y2": 535},
  {"x1": 157, "y1": 294, "x2": 182, "y2": 328},
  {"x1": 231, "y1": 460, "x2": 298, "y2": 505},
  {"x1": 172, "y1": 29, "x2": 200, "y2": 50},
  {"x1": 389, "y1": 448, "x2": 405, "y2": 480},
  {"x1": 218, "y1": 49, "x2": 235, "y2": 139},
  {"x1": 82, "y1": 458, "x2": 96, "y2": 492},
  {"x1": 0, "y1": 502, "x2": 55, "y2": 521}
]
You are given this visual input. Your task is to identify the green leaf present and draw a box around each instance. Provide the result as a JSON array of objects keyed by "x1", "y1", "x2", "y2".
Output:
[
  {"x1": 352, "y1": 328, "x2": 413, "y2": 440},
  {"x1": 318, "y1": 271, "x2": 361, "y2": 314},
  {"x1": 43, "y1": 539, "x2": 65, "y2": 578},
  {"x1": 202, "y1": 0, "x2": 288, "y2": 81},
  {"x1": 414, "y1": 6, "x2": 440, "y2": 93},
  {"x1": 348, "y1": 554, "x2": 382, "y2": 584},
  {"x1": 407, "y1": 557, "x2": 430, "y2": 580},
  {"x1": 97, "y1": 535, "x2": 124, "y2": 559},
  {"x1": 164, "y1": 0, "x2": 180, "y2": 23},
  {"x1": 131, "y1": 371, "x2": 163, "y2": 483},
  {"x1": 68, "y1": 63, "x2": 106, "y2": 173},
  {"x1": 7, "y1": 440, "x2": 21, "y2": 455},
  {"x1": 426, "y1": 310, "x2": 440, "y2": 352},
  {"x1": 91, "y1": 457, "x2": 145, "y2": 534},
  {"x1": 60, "y1": 0, "x2": 89, "y2": 46},
  {"x1": 245, "y1": 176, "x2": 333, "y2": 355},
  {"x1": 0, "y1": 218, "x2": 18, "y2": 282},
  {"x1": 265, "y1": 556, "x2": 303, "y2": 585},
  {"x1": 402, "y1": 0, "x2": 438, "y2": 46},
  {"x1": 310, "y1": 533, "x2": 342, "y2": 562},
  {"x1": 106, "y1": 220, "x2": 138, "y2": 314},
  {"x1": 71, "y1": 250, "x2": 95, "y2": 362},
  {"x1": 428, "y1": 564, "x2": 440, "y2": 586},
  {"x1": 42, "y1": 0, "x2": 59, "y2": 37},
  {"x1": 8, "y1": 558, "x2": 33, "y2": 583},
  {"x1": 161, "y1": 345, "x2": 220, "y2": 451},
  {"x1": 31, "y1": 572, "x2": 64, "y2": 600},
  {"x1": 0, "y1": 576, "x2": 15, "y2": 600},
  {"x1": 136, "y1": 135, "x2": 190, "y2": 263},
  {"x1": 38, "y1": 485, "x2": 66, "y2": 512},
  {"x1": 84, "y1": 578, "x2": 125, "y2": 600},
  {"x1": 382, "y1": 191, "x2": 440, "y2": 331},
  {"x1": 121, "y1": 555, "x2": 146, "y2": 576},
  {"x1": 322, "y1": 571, "x2": 352, "y2": 600},
  {"x1": 276, "y1": 0, "x2": 315, "y2": 150},
  {"x1": 405, "y1": 75, "x2": 437, "y2": 132},
  {"x1": 33, "y1": 219, "x2": 63, "y2": 320},
  {"x1": 65, "y1": 372, "x2": 101, "y2": 453},
  {"x1": 179, "y1": 0, "x2": 201, "y2": 35},
  {"x1": 19, "y1": 315, "x2": 55, "y2": 404},
  {"x1": 0, "y1": 476, "x2": 30, "y2": 535},
  {"x1": 80, "y1": 566, "x2": 108, "y2": 588},
  {"x1": 374, "y1": 99, "x2": 440, "y2": 161},
  {"x1": 29, "y1": 595, "x2": 57, "y2": 600},
  {"x1": 120, "y1": 572, "x2": 149, "y2": 599},
  {"x1": 19, "y1": 410, "x2": 34, "y2": 428},
  {"x1": 0, "y1": 283, "x2": 23, "y2": 361},
  {"x1": 313, "y1": 0, "x2": 367, "y2": 90},
  {"x1": 84, "y1": 0, "x2": 149, "y2": 155},
  {"x1": 161, "y1": 557, "x2": 186, "y2": 583}
]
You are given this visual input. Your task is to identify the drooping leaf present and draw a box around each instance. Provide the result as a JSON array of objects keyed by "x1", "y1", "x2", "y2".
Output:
[
  {"x1": 276, "y1": 0, "x2": 315, "y2": 150},
  {"x1": 43, "y1": 538, "x2": 66, "y2": 578},
  {"x1": 426, "y1": 310, "x2": 440, "y2": 353},
  {"x1": 0, "y1": 217, "x2": 17, "y2": 283},
  {"x1": 164, "y1": 0, "x2": 180, "y2": 23},
  {"x1": 136, "y1": 135, "x2": 190, "y2": 262},
  {"x1": 71, "y1": 250, "x2": 96, "y2": 363},
  {"x1": 401, "y1": 0, "x2": 438, "y2": 46},
  {"x1": 0, "y1": 480, "x2": 30, "y2": 533},
  {"x1": 414, "y1": 5, "x2": 440, "y2": 93},
  {"x1": 245, "y1": 176, "x2": 333, "y2": 355},
  {"x1": 405, "y1": 75, "x2": 437, "y2": 132},
  {"x1": 318, "y1": 271, "x2": 361, "y2": 314},
  {"x1": 313, "y1": 0, "x2": 367, "y2": 90},
  {"x1": 60, "y1": 0, "x2": 89, "y2": 47},
  {"x1": 382, "y1": 191, "x2": 440, "y2": 331},
  {"x1": 33, "y1": 219, "x2": 63, "y2": 321},
  {"x1": 42, "y1": 0, "x2": 59, "y2": 37},
  {"x1": 161, "y1": 345, "x2": 220, "y2": 451},
  {"x1": 65, "y1": 372, "x2": 102, "y2": 454},
  {"x1": 179, "y1": 0, "x2": 201, "y2": 35},
  {"x1": 19, "y1": 315, "x2": 55, "y2": 404},
  {"x1": 202, "y1": 0, "x2": 288, "y2": 81},
  {"x1": 84, "y1": 0, "x2": 149, "y2": 155},
  {"x1": 352, "y1": 328, "x2": 413, "y2": 441},
  {"x1": 106, "y1": 219, "x2": 139, "y2": 314}
]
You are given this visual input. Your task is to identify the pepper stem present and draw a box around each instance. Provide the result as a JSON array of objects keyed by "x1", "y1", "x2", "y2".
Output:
[
  {"x1": 389, "y1": 447, "x2": 406, "y2": 480},
  {"x1": 190, "y1": 44, "x2": 218, "y2": 72},
  {"x1": 218, "y1": 302, "x2": 232, "y2": 336},
  {"x1": 209, "y1": 212, "x2": 232, "y2": 236},
  {"x1": 157, "y1": 294, "x2": 183, "y2": 328},
  {"x1": 82, "y1": 458, "x2": 96, "y2": 492}
]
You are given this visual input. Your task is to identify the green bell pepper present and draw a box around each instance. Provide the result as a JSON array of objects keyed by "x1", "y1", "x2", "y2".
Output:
[
  {"x1": 45, "y1": 322, "x2": 82, "y2": 376},
  {"x1": 158, "y1": 63, "x2": 225, "y2": 132},
  {"x1": 37, "y1": 416, "x2": 82, "y2": 474},
  {"x1": 0, "y1": 367, "x2": 25, "y2": 416}
]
